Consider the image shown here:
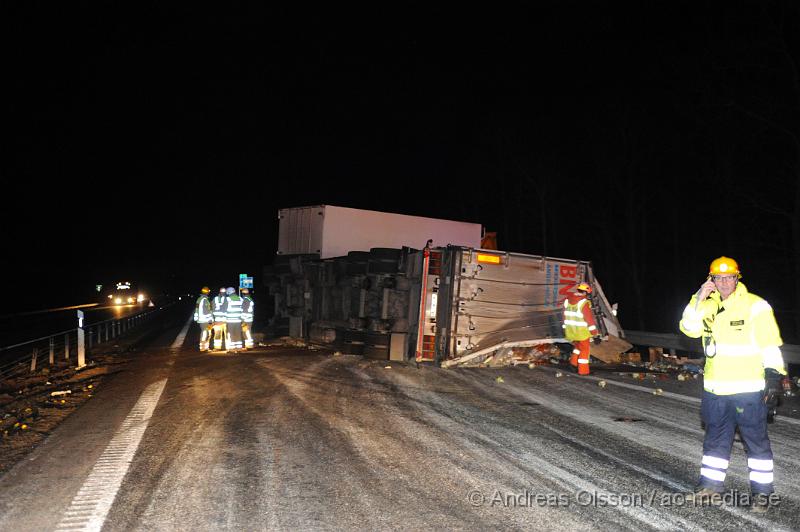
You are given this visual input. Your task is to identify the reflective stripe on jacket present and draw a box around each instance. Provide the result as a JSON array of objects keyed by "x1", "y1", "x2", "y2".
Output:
[
  {"x1": 241, "y1": 296, "x2": 254, "y2": 323},
  {"x1": 563, "y1": 297, "x2": 596, "y2": 341},
  {"x1": 213, "y1": 295, "x2": 227, "y2": 322},
  {"x1": 194, "y1": 295, "x2": 213, "y2": 323},
  {"x1": 679, "y1": 282, "x2": 785, "y2": 395},
  {"x1": 224, "y1": 295, "x2": 243, "y2": 323}
]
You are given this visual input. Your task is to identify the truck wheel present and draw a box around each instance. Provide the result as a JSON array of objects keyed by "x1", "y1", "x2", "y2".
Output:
[
  {"x1": 368, "y1": 248, "x2": 401, "y2": 274},
  {"x1": 346, "y1": 251, "x2": 369, "y2": 275},
  {"x1": 363, "y1": 344, "x2": 389, "y2": 360},
  {"x1": 343, "y1": 341, "x2": 365, "y2": 356}
]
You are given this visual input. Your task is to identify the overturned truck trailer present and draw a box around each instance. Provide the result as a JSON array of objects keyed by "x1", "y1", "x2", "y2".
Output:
[{"x1": 264, "y1": 205, "x2": 626, "y2": 366}]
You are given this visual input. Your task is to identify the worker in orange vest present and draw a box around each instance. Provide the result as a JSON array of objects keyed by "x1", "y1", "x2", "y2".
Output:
[{"x1": 563, "y1": 282, "x2": 602, "y2": 375}]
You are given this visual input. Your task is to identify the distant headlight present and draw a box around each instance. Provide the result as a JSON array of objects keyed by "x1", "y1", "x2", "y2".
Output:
[
  {"x1": 115, "y1": 297, "x2": 123, "y2": 305},
  {"x1": 127, "y1": 297, "x2": 134, "y2": 303},
  {"x1": 137, "y1": 294, "x2": 144, "y2": 302}
]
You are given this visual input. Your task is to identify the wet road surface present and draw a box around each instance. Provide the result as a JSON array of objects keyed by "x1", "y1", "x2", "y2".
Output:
[{"x1": 0, "y1": 312, "x2": 798, "y2": 531}]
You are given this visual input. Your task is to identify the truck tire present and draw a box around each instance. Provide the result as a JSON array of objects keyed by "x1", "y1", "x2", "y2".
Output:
[
  {"x1": 363, "y1": 332, "x2": 390, "y2": 360},
  {"x1": 369, "y1": 248, "x2": 401, "y2": 260},
  {"x1": 342, "y1": 340, "x2": 365, "y2": 356},
  {"x1": 363, "y1": 344, "x2": 389, "y2": 360},
  {"x1": 368, "y1": 248, "x2": 401, "y2": 274},
  {"x1": 346, "y1": 251, "x2": 369, "y2": 275},
  {"x1": 342, "y1": 329, "x2": 367, "y2": 343},
  {"x1": 367, "y1": 332, "x2": 390, "y2": 348},
  {"x1": 332, "y1": 257, "x2": 349, "y2": 279}
]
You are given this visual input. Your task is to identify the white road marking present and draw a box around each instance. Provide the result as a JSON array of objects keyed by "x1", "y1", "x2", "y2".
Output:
[
  {"x1": 170, "y1": 313, "x2": 194, "y2": 349},
  {"x1": 55, "y1": 379, "x2": 167, "y2": 532}
]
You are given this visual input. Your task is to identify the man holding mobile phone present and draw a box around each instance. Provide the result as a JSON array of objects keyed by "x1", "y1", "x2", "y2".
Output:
[{"x1": 679, "y1": 256, "x2": 787, "y2": 512}]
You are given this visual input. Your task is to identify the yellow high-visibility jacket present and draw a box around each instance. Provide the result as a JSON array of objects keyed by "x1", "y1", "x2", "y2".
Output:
[
  {"x1": 563, "y1": 296, "x2": 598, "y2": 341},
  {"x1": 679, "y1": 282, "x2": 786, "y2": 395}
]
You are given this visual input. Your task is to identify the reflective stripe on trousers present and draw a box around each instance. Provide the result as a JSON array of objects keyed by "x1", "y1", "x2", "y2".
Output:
[
  {"x1": 570, "y1": 338, "x2": 591, "y2": 375},
  {"x1": 699, "y1": 390, "x2": 775, "y2": 494},
  {"x1": 226, "y1": 323, "x2": 243, "y2": 350}
]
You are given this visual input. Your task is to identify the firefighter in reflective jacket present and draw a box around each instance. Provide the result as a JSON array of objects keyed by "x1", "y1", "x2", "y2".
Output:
[
  {"x1": 223, "y1": 287, "x2": 244, "y2": 352},
  {"x1": 679, "y1": 256, "x2": 786, "y2": 511},
  {"x1": 193, "y1": 286, "x2": 214, "y2": 351},
  {"x1": 240, "y1": 287, "x2": 254, "y2": 349},
  {"x1": 211, "y1": 287, "x2": 228, "y2": 352},
  {"x1": 562, "y1": 282, "x2": 601, "y2": 375}
]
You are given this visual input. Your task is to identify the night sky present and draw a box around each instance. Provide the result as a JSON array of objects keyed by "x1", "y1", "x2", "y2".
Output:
[{"x1": 6, "y1": 3, "x2": 800, "y2": 342}]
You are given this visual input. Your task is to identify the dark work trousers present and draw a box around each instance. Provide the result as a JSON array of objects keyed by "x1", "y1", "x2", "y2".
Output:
[
  {"x1": 226, "y1": 321, "x2": 243, "y2": 350},
  {"x1": 699, "y1": 390, "x2": 775, "y2": 494}
]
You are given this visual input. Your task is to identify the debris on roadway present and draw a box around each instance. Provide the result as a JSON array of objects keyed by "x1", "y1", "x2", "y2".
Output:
[
  {"x1": 0, "y1": 353, "x2": 125, "y2": 474},
  {"x1": 431, "y1": 336, "x2": 715, "y2": 387}
]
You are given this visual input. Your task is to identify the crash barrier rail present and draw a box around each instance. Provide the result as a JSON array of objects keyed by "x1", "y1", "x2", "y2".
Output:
[
  {"x1": 0, "y1": 303, "x2": 176, "y2": 381},
  {"x1": 624, "y1": 330, "x2": 800, "y2": 365}
]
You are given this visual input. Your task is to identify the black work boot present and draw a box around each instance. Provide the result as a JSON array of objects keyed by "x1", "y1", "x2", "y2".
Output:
[
  {"x1": 750, "y1": 493, "x2": 771, "y2": 513},
  {"x1": 686, "y1": 486, "x2": 723, "y2": 505}
]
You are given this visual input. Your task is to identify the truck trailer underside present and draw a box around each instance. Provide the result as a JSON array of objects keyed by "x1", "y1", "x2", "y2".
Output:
[{"x1": 264, "y1": 245, "x2": 627, "y2": 366}]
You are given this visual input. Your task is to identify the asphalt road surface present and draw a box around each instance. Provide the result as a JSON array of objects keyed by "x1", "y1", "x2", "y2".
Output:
[{"x1": 0, "y1": 309, "x2": 798, "y2": 531}]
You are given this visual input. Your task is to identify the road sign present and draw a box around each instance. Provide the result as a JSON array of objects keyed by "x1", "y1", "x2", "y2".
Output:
[{"x1": 240, "y1": 276, "x2": 253, "y2": 289}]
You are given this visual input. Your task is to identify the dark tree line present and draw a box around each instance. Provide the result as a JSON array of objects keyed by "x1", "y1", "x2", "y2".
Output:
[{"x1": 451, "y1": 2, "x2": 800, "y2": 343}]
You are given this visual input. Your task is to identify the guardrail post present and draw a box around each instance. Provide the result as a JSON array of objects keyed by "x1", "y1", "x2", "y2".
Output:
[
  {"x1": 64, "y1": 332, "x2": 70, "y2": 360},
  {"x1": 49, "y1": 337, "x2": 55, "y2": 365},
  {"x1": 77, "y1": 310, "x2": 85, "y2": 368},
  {"x1": 30, "y1": 348, "x2": 38, "y2": 372},
  {"x1": 105, "y1": 322, "x2": 109, "y2": 342}
]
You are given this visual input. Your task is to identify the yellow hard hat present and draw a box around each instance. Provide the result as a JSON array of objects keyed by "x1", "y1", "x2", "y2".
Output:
[
  {"x1": 709, "y1": 256, "x2": 741, "y2": 277},
  {"x1": 201, "y1": 286, "x2": 210, "y2": 294},
  {"x1": 575, "y1": 282, "x2": 592, "y2": 294}
]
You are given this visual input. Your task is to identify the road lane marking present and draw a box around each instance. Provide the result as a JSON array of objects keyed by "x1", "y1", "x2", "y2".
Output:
[
  {"x1": 170, "y1": 313, "x2": 194, "y2": 349},
  {"x1": 55, "y1": 379, "x2": 167, "y2": 532}
]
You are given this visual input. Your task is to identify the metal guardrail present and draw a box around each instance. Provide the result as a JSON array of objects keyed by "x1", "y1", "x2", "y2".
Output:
[
  {"x1": 0, "y1": 305, "x2": 172, "y2": 381},
  {"x1": 624, "y1": 330, "x2": 800, "y2": 365}
]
